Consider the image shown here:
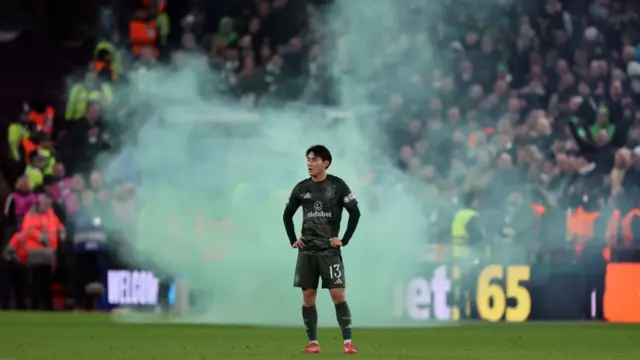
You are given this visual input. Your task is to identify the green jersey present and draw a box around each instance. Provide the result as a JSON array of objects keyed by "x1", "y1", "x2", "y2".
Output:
[{"x1": 283, "y1": 174, "x2": 359, "y2": 255}]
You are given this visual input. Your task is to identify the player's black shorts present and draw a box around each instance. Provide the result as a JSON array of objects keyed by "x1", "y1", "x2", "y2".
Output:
[{"x1": 293, "y1": 253, "x2": 345, "y2": 289}]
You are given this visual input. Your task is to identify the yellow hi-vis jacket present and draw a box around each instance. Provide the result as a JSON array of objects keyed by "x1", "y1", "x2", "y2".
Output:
[
  {"x1": 65, "y1": 83, "x2": 113, "y2": 121},
  {"x1": 451, "y1": 209, "x2": 478, "y2": 258}
]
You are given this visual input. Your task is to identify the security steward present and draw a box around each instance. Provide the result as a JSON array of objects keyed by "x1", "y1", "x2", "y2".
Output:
[
  {"x1": 8, "y1": 106, "x2": 31, "y2": 164},
  {"x1": 450, "y1": 193, "x2": 485, "y2": 320},
  {"x1": 4, "y1": 194, "x2": 65, "y2": 310}
]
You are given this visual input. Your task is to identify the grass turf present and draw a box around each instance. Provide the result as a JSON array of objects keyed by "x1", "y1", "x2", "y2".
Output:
[{"x1": 0, "y1": 313, "x2": 638, "y2": 360}]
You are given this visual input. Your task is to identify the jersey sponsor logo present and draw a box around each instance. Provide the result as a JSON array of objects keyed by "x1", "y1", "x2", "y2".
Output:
[
  {"x1": 302, "y1": 192, "x2": 311, "y2": 199},
  {"x1": 344, "y1": 193, "x2": 355, "y2": 203},
  {"x1": 308, "y1": 201, "x2": 332, "y2": 218}
]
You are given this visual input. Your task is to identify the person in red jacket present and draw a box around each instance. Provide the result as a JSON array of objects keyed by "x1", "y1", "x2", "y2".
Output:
[{"x1": 4, "y1": 194, "x2": 65, "y2": 310}]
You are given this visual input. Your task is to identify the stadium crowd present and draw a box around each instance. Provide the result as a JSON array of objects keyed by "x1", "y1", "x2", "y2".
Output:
[{"x1": 1, "y1": 0, "x2": 640, "y2": 310}]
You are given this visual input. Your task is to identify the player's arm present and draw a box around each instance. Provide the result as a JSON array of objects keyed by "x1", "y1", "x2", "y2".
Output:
[
  {"x1": 339, "y1": 180, "x2": 361, "y2": 246},
  {"x1": 282, "y1": 185, "x2": 302, "y2": 245}
]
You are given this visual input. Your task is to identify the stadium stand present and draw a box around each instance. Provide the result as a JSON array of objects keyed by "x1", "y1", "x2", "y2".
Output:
[{"x1": 0, "y1": 0, "x2": 640, "y2": 319}]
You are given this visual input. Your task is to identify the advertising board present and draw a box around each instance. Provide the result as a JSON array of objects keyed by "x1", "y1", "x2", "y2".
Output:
[
  {"x1": 393, "y1": 264, "x2": 452, "y2": 321},
  {"x1": 393, "y1": 261, "x2": 595, "y2": 323},
  {"x1": 604, "y1": 263, "x2": 640, "y2": 323}
]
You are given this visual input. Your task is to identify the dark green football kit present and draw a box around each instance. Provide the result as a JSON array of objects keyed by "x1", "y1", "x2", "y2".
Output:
[{"x1": 283, "y1": 174, "x2": 361, "y2": 289}]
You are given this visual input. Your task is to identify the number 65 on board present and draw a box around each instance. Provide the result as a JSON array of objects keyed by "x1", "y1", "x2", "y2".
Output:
[{"x1": 476, "y1": 265, "x2": 531, "y2": 322}]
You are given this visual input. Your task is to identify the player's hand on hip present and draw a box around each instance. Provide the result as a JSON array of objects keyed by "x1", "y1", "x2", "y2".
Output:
[
  {"x1": 329, "y1": 237, "x2": 342, "y2": 248},
  {"x1": 292, "y1": 237, "x2": 305, "y2": 248}
]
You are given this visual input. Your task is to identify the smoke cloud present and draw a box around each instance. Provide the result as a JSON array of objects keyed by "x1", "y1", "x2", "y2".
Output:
[{"x1": 106, "y1": 0, "x2": 513, "y2": 326}]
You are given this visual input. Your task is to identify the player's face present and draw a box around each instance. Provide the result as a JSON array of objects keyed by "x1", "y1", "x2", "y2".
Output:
[{"x1": 307, "y1": 153, "x2": 326, "y2": 176}]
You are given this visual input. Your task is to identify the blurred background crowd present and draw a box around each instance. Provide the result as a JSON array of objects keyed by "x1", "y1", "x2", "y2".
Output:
[{"x1": 1, "y1": 0, "x2": 640, "y2": 311}]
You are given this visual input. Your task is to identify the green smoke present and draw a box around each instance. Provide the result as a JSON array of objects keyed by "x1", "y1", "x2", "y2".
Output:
[{"x1": 107, "y1": 0, "x2": 512, "y2": 326}]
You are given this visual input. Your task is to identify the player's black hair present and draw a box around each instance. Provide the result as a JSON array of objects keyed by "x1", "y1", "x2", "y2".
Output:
[{"x1": 306, "y1": 145, "x2": 332, "y2": 169}]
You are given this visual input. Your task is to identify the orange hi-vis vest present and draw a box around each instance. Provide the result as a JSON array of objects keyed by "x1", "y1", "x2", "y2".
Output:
[
  {"x1": 29, "y1": 106, "x2": 54, "y2": 135},
  {"x1": 93, "y1": 60, "x2": 117, "y2": 82},
  {"x1": 531, "y1": 203, "x2": 545, "y2": 216},
  {"x1": 621, "y1": 209, "x2": 640, "y2": 247},
  {"x1": 566, "y1": 206, "x2": 599, "y2": 257},
  {"x1": 21, "y1": 138, "x2": 39, "y2": 164},
  {"x1": 9, "y1": 209, "x2": 62, "y2": 265},
  {"x1": 142, "y1": 0, "x2": 167, "y2": 13},
  {"x1": 467, "y1": 127, "x2": 495, "y2": 149},
  {"x1": 604, "y1": 209, "x2": 621, "y2": 261},
  {"x1": 604, "y1": 208, "x2": 640, "y2": 261},
  {"x1": 530, "y1": 203, "x2": 545, "y2": 233},
  {"x1": 130, "y1": 20, "x2": 158, "y2": 57}
]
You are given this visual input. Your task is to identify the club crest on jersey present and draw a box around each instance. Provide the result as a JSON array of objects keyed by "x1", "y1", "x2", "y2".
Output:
[{"x1": 325, "y1": 187, "x2": 335, "y2": 198}]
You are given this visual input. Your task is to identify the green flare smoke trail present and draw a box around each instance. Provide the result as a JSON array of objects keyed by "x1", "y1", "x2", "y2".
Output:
[{"x1": 106, "y1": 0, "x2": 512, "y2": 326}]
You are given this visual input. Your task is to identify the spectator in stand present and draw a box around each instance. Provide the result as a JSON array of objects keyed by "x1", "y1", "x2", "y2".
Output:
[
  {"x1": 4, "y1": 0, "x2": 640, "y2": 313},
  {"x1": 134, "y1": 46, "x2": 159, "y2": 70},
  {"x1": 622, "y1": 147, "x2": 640, "y2": 202},
  {"x1": 62, "y1": 174, "x2": 86, "y2": 218},
  {"x1": 72, "y1": 190, "x2": 107, "y2": 310},
  {"x1": 88, "y1": 170, "x2": 110, "y2": 205},
  {"x1": 214, "y1": 17, "x2": 238, "y2": 49},
  {"x1": 65, "y1": 70, "x2": 112, "y2": 123},
  {"x1": 93, "y1": 48, "x2": 118, "y2": 84},
  {"x1": 24, "y1": 152, "x2": 46, "y2": 190},
  {"x1": 5, "y1": 194, "x2": 64, "y2": 310},
  {"x1": 106, "y1": 182, "x2": 138, "y2": 243},
  {"x1": 94, "y1": 31, "x2": 123, "y2": 77},
  {"x1": 3, "y1": 176, "x2": 37, "y2": 232},
  {"x1": 343, "y1": 0, "x2": 640, "y2": 258},
  {"x1": 181, "y1": 1, "x2": 206, "y2": 40},
  {"x1": 26, "y1": 101, "x2": 56, "y2": 138},
  {"x1": 47, "y1": 164, "x2": 80, "y2": 219},
  {"x1": 110, "y1": 183, "x2": 137, "y2": 224},
  {"x1": 37, "y1": 138, "x2": 58, "y2": 177},
  {"x1": 60, "y1": 103, "x2": 112, "y2": 175},
  {"x1": 257, "y1": 54, "x2": 284, "y2": 104},
  {"x1": 130, "y1": 2, "x2": 169, "y2": 61},
  {"x1": 492, "y1": 188, "x2": 537, "y2": 263},
  {"x1": 13, "y1": 126, "x2": 56, "y2": 180},
  {"x1": 149, "y1": 0, "x2": 171, "y2": 49},
  {"x1": 42, "y1": 176, "x2": 68, "y2": 226},
  {"x1": 48, "y1": 164, "x2": 71, "y2": 196},
  {"x1": 7, "y1": 106, "x2": 31, "y2": 165},
  {"x1": 200, "y1": 0, "x2": 318, "y2": 103}
]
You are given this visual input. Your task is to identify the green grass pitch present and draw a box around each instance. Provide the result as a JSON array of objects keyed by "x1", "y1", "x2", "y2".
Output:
[{"x1": 0, "y1": 312, "x2": 639, "y2": 360}]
